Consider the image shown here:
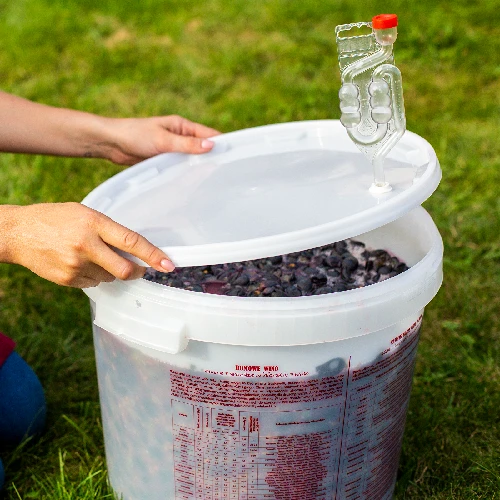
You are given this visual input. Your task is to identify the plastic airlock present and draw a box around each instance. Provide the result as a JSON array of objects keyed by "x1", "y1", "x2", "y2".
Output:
[{"x1": 336, "y1": 14, "x2": 405, "y2": 193}]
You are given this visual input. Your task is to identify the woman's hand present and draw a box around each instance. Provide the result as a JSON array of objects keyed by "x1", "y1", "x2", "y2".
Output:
[
  {"x1": 100, "y1": 114, "x2": 221, "y2": 165},
  {"x1": 0, "y1": 92, "x2": 220, "y2": 162},
  {"x1": 0, "y1": 203, "x2": 175, "y2": 288}
]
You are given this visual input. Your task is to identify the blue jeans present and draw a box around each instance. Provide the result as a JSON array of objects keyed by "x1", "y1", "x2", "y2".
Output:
[{"x1": 0, "y1": 352, "x2": 47, "y2": 489}]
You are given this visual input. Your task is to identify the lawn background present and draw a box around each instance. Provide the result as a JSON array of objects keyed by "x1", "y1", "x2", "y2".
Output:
[{"x1": 0, "y1": 0, "x2": 499, "y2": 498}]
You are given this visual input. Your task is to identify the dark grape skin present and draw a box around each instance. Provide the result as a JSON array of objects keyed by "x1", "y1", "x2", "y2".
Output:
[{"x1": 144, "y1": 239, "x2": 409, "y2": 297}]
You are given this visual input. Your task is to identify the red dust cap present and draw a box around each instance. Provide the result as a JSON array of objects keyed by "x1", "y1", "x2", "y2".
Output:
[{"x1": 372, "y1": 14, "x2": 398, "y2": 29}]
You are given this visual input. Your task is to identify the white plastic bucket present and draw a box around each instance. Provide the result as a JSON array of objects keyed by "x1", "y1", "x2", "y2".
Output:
[{"x1": 87, "y1": 206, "x2": 443, "y2": 500}]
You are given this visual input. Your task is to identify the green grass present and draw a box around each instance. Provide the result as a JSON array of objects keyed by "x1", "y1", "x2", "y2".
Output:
[{"x1": 0, "y1": 0, "x2": 499, "y2": 498}]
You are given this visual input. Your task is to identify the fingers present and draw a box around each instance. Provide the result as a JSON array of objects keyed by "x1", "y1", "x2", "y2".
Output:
[
  {"x1": 166, "y1": 132, "x2": 216, "y2": 154},
  {"x1": 68, "y1": 277, "x2": 101, "y2": 288},
  {"x1": 66, "y1": 270, "x2": 114, "y2": 289},
  {"x1": 157, "y1": 115, "x2": 220, "y2": 154},
  {"x1": 85, "y1": 263, "x2": 117, "y2": 283},
  {"x1": 166, "y1": 115, "x2": 220, "y2": 138},
  {"x1": 49, "y1": 264, "x2": 115, "y2": 288},
  {"x1": 181, "y1": 119, "x2": 221, "y2": 139},
  {"x1": 88, "y1": 242, "x2": 147, "y2": 281},
  {"x1": 91, "y1": 213, "x2": 175, "y2": 274},
  {"x1": 121, "y1": 153, "x2": 148, "y2": 166}
]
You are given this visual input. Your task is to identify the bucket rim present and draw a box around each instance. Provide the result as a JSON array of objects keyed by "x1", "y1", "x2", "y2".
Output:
[
  {"x1": 85, "y1": 206, "x2": 442, "y2": 314},
  {"x1": 85, "y1": 206, "x2": 443, "y2": 350}
]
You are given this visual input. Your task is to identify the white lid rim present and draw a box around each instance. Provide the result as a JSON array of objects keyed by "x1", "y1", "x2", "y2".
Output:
[
  {"x1": 153, "y1": 160, "x2": 441, "y2": 267},
  {"x1": 82, "y1": 120, "x2": 441, "y2": 268}
]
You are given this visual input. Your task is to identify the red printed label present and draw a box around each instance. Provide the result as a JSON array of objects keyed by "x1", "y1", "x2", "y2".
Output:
[{"x1": 171, "y1": 317, "x2": 422, "y2": 499}]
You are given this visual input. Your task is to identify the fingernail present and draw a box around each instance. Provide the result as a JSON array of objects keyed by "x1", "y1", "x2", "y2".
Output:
[
  {"x1": 201, "y1": 139, "x2": 214, "y2": 149},
  {"x1": 160, "y1": 258, "x2": 176, "y2": 272}
]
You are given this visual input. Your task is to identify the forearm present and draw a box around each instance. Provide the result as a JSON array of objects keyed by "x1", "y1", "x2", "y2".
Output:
[
  {"x1": 0, "y1": 91, "x2": 112, "y2": 158},
  {"x1": 0, "y1": 205, "x2": 20, "y2": 264}
]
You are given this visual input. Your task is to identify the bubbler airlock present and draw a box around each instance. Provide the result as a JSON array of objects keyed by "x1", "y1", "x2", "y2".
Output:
[{"x1": 336, "y1": 14, "x2": 405, "y2": 193}]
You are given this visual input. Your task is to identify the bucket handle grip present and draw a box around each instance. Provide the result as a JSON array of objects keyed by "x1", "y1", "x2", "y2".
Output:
[{"x1": 93, "y1": 303, "x2": 188, "y2": 354}]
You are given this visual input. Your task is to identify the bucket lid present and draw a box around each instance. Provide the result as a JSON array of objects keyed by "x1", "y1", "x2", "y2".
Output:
[{"x1": 82, "y1": 120, "x2": 440, "y2": 267}]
